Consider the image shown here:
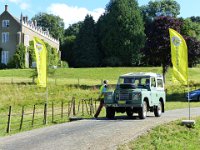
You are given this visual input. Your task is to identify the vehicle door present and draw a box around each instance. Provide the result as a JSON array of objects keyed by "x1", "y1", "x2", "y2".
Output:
[
  {"x1": 156, "y1": 78, "x2": 165, "y2": 103},
  {"x1": 150, "y1": 77, "x2": 158, "y2": 105}
]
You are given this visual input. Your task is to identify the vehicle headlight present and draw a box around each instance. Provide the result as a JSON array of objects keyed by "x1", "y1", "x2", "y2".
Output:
[{"x1": 132, "y1": 93, "x2": 141, "y2": 100}]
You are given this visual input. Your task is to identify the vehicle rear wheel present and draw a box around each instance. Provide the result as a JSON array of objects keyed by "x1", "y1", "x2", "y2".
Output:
[
  {"x1": 154, "y1": 101, "x2": 162, "y2": 117},
  {"x1": 126, "y1": 107, "x2": 133, "y2": 117},
  {"x1": 106, "y1": 107, "x2": 115, "y2": 119},
  {"x1": 198, "y1": 96, "x2": 200, "y2": 101},
  {"x1": 138, "y1": 101, "x2": 147, "y2": 119}
]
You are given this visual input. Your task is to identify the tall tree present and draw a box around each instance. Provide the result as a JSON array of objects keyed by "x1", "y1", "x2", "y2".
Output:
[
  {"x1": 181, "y1": 18, "x2": 200, "y2": 41},
  {"x1": 185, "y1": 36, "x2": 200, "y2": 67},
  {"x1": 61, "y1": 22, "x2": 83, "y2": 67},
  {"x1": 141, "y1": 0, "x2": 180, "y2": 21},
  {"x1": 190, "y1": 16, "x2": 200, "y2": 23},
  {"x1": 143, "y1": 16, "x2": 182, "y2": 80},
  {"x1": 98, "y1": 0, "x2": 145, "y2": 66},
  {"x1": 64, "y1": 21, "x2": 83, "y2": 37},
  {"x1": 32, "y1": 13, "x2": 65, "y2": 43},
  {"x1": 73, "y1": 15, "x2": 100, "y2": 67}
]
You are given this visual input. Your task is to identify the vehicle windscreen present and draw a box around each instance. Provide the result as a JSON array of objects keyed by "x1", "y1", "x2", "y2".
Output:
[{"x1": 117, "y1": 77, "x2": 150, "y2": 89}]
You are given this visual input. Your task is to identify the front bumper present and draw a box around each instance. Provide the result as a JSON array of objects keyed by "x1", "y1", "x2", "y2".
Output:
[{"x1": 105, "y1": 103, "x2": 142, "y2": 108}]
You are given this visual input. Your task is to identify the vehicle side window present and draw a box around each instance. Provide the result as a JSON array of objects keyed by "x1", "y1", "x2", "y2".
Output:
[
  {"x1": 141, "y1": 78, "x2": 146, "y2": 85},
  {"x1": 157, "y1": 79, "x2": 163, "y2": 88},
  {"x1": 135, "y1": 79, "x2": 140, "y2": 86},
  {"x1": 151, "y1": 78, "x2": 156, "y2": 87}
]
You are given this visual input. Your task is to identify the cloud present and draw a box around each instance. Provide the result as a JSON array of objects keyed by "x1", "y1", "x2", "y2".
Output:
[
  {"x1": 9, "y1": 0, "x2": 21, "y2": 3},
  {"x1": 8, "y1": 0, "x2": 30, "y2": 10},
  {"x1": 20, "y1": 2, "x2": 30, "y2": 10},
  {"x1": 47, "y1": 3, "x2": 105, "y2": 28}
]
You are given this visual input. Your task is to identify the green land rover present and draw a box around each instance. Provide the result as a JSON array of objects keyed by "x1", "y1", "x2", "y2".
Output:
[{"x1": 104, "y1": 72, "x2": 166, "y2": 119}]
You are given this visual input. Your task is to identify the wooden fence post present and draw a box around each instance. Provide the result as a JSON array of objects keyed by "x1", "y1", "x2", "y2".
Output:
[
  {"x1": 73, "y1": 98, "x2": 76, "y2": 116},
  {"x1": 95, "y1": 100, "x2": 97, "y2": 112},
  {"x1": 20, "y1": 106, "x2": 24, "y2": 130},
  {"x1": 44, "y1": 103, "x2": 47, "y2": 125},
  {"x1": 32, "y1": 105, "x2": 35, "y2": 127},
  {"x1": 61, "y1": 101, "x2": 64, "y2": 118},
  {"x1": 52, "y1": 102, "x2": 54, "y2": 123},
  {"x1": 68, "y1": 100, "x2": 73, "y2": 117},
  {"x1": 68, "y1": 101, "x2": 70, "y2": 117},
  {"x1": 6, "y1": 106, "x2": 12, "y2": 133},
  {"x1": 77, "y1": 100, "x2": 81, "y2": 114},
  {"x1": 89, "y1": 99, "x2": 92, "y2": 115},
  {"x1": 84, "y1": 100, "x2": 89, "y2": 115},
  {"x1": 90, "y1": 98, "x2": 94, "y2": 114},
  {"x1": 82, "y1": 99, "x2": 84, "y2": 116}
]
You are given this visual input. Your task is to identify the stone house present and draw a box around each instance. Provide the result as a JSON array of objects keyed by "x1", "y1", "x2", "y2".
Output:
[{"x1": 0, "y1": 5, "x2": 60, "y2": 67}]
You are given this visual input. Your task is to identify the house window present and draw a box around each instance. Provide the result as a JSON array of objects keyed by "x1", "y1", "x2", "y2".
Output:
[
  {"x1": 2, "y1": 32, "x2": 9, "y2": 43},
  {"x1": 1, "y1": 51, "x2": 9, "y2": 65},
  {"x1": 2, "y1": 20, "x2": 9, "y2": 27}
]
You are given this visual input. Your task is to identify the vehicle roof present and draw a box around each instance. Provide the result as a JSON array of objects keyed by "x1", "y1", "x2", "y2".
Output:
[{"x1": 120, "y1": 72, "x2": 163, "y2": 78}]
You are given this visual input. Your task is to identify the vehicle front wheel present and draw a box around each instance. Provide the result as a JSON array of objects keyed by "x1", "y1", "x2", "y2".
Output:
[
  {"x1": 154, "y1": 101, "x2": 162, "y2": 117},
  {"x1": 138, "y1": 101, "x2": 147, "y2": 119},
  {"x1": 106, "y1": 107, "x2": 115, "y2": 119},
  {"x1": 126, "y1": 107, "x2": 133, "y2": 117}
]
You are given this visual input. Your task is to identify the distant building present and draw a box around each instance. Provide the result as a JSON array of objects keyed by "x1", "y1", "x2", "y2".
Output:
[{"x1": 0, "y1": 5, "x2": 60, "y2": 67}]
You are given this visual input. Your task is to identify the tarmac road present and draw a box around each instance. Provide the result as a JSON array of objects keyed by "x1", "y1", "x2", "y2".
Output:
[{"x1": 0, "y1": 107, "x2": 200, "y2": 150}]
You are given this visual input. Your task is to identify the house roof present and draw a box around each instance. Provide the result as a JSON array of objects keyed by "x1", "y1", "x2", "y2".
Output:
[{"x1": 0, "y1": 9, "x2": 20, "y2": 24}]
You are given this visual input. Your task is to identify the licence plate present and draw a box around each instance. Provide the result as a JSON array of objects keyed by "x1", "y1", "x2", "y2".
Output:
[{"x1": 118, "y1": 100, "x2": 126, "y2": 104}]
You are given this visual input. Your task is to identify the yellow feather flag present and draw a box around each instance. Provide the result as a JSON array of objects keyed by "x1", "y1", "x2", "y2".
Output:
[
  {"x1": 169, "y1": 28, "x2": 188, "y2": 85},
  {"x1": 33, "y1": 37, "x2": 47, "y2": 87}
]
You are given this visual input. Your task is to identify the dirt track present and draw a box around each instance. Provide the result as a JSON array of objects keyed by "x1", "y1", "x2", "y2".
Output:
[{"x1": 0, "y1": 107, "x2": 200, "y2": 150}]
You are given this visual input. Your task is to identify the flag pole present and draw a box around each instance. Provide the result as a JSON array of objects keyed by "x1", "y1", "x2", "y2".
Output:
[
  {"x1": 187, "y1": 76, "x2": 190, "y2": 120},
  {"x1": 182, "y1": 45, "x2": 195, "y2": 127},
  {"x1": 46, "y1": 48, "x2": 48, "y2": 124}
]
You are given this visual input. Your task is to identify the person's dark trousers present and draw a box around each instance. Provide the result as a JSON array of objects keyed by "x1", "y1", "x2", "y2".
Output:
[{"x1": 94, "y1": 98, "x2": 104, "y2": 118}]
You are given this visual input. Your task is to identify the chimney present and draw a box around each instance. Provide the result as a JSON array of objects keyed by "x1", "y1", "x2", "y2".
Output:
[
  {"x1": 23, "y1": 17, "x2": 26, "y2": 23},
  {"x1": 5, "y1": 5, "x2": 8, "y2": 11},
  {"x1": 25, "y1": 16, "x2": 28, "y2": 22},
  {"x1": 34, "y1": 20, "x2": 37, "y2": 27},
  {"x1": 20, "y1": 13, "x2": 23, "y2": 23}
]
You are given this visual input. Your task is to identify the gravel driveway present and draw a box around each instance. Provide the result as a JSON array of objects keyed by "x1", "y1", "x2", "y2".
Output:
[{"x1": 0, "y1": 107, "x2": 200, "y2": 150}]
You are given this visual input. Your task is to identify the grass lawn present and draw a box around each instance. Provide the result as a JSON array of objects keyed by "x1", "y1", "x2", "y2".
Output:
[{"x1": 118, "y1": 117, "x2": 200, "y2": 150}]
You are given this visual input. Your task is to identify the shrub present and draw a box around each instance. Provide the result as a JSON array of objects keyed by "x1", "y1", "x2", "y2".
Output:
[
  {"x1": 104, "y1": 57, "x2": 122, "y2": 67},
  {"x1": 0, "y1": 63, "x2": 7, "y2": 69},
  {"x1": 13, "y1": 44, "x2": 26, "y2": 68},
  {"x1": 60, "y1": 61, "x2": 69, "y2": 68}
]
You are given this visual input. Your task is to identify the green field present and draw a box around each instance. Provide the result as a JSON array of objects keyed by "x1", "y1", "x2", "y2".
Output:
[
  {"x1": 0, "y1": 67, "x2": 200, "y2": 108},
  {"x1": 0, "y1": 67, "x2": 200, "y2": 137},
  {"x1": 118, "y1": 117, "x2": 200, "y2": 150}
]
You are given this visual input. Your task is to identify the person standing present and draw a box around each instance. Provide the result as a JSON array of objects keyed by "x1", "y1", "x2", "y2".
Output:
[{"x1": 94, "y1": 80, "x2": 108, "y2": 118}]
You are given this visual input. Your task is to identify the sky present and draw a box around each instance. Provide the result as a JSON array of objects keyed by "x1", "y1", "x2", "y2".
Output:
[{"x1": 0, "y1": 0, "x2": 199, "y2": 28}]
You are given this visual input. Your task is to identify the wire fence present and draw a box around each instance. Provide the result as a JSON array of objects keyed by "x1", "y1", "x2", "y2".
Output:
[
  {"x1": 0, "y1": 98, "x2": 99, "y2": 134},
  {"x1": 0, "y1": 77, "x2": 200, "y2": 135}
]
